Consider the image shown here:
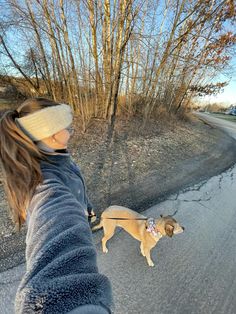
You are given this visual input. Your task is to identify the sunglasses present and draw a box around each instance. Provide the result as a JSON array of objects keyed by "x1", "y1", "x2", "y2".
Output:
[{"x1": 66, "y1": 125, "x2": 74, "y2": 135}]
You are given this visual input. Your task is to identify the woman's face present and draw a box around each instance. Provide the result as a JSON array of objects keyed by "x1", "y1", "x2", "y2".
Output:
[
  {"x1": 41, "y1": 125, "x2": 74, "y2": 149},
  {"x1": 53, "y1": 128, "x2": 71, "y2": 148}
]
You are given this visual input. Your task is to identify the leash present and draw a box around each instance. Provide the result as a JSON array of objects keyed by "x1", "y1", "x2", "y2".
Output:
[
  {"x1": 102, "y1": 217, "x2": 148, "y2": 220},
  {"x1": 102, "y1": 211, "x2": 178, "y2": 220},
  {"x1": 102, "y1": 217, "x2": 162, "y2": 236}
]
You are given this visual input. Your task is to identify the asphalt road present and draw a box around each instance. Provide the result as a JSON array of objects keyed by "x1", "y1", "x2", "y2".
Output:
[
  {"x1": 94, "y1": 113, "x2": 236, "y2": 313},
  {"x1": 195, "y1": 112, "x2": 236, "y2": 139},
  {"x1": 1, "y1": 113, "x2": 236, "y2": 313}
]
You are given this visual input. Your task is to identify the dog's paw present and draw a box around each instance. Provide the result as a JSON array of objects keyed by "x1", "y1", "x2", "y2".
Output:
[
  {"x1": 148, "y1": 261, "x2": 155, "y2": 267},
  {"x1": 103, "y1": 248, "x2": 108, "y2": 254}
]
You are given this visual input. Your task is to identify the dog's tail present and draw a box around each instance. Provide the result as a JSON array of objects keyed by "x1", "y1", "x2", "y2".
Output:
[{"x1": 92, "y1": 219, "x2": 103, "y2": 231}]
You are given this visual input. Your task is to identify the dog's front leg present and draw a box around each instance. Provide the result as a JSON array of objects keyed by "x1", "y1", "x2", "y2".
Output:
[
  {"x1": 144, "y1": 247, "x2": 154, "y2": 267},
  {"x1": 140, "y1": 242, "x2": 145, "y2": 256}
]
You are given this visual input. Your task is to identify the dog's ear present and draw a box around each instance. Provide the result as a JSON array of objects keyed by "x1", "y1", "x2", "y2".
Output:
[{"x1": 165, "y1": 224, "x2": 174, "y2": 237}]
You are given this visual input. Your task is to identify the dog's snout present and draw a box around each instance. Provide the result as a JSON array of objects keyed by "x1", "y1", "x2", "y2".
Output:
[{"x1": 182, "y1": 226, "x2": 185, "y2": 231}]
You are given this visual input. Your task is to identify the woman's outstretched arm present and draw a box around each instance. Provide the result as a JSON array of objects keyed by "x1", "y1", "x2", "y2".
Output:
[{"x1": 15, "y1": 174, "x2": 112, "y2": 314}]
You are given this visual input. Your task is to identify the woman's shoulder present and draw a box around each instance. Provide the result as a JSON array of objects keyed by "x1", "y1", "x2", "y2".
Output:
[
  {"x1": 40, "y1": 168, "x2": 65, "y2": 188},
  {"x1": 40, "y1": 157, "x2": 69, "y2": 180}
]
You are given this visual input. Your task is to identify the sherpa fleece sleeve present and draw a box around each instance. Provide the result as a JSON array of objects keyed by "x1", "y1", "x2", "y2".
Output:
[
  {"x1": 86, "y1": 197, "x2": 94, "y2": 213},
  {"x1": 71, "y1": 160, "x2": 94, "y2": 213},
  {"x1": 15, "y1": 174, "x2": 113, "y2": 314}
]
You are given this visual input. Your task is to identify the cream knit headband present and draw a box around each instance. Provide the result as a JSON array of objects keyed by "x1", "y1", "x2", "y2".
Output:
[{"x1": 16, "y1": 104, "x2": 73, "y2": 141}]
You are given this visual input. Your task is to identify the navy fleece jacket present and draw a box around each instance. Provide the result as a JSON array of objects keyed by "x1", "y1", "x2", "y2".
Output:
[{"x1": 15, "y1": 153, "x2": 113, "y2": 313}]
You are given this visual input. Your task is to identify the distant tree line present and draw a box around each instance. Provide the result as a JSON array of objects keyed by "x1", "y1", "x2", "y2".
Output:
[{"x1": 0, "y1": 0, "x2": 235, "y2": 130}]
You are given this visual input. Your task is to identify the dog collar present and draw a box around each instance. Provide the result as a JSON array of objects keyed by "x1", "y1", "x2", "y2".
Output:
[{"x1": 146, "y1": 218, "x2": 161, "y2": 237}]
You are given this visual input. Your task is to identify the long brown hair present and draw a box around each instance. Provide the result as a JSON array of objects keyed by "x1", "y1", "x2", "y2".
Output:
[{"x1": 0, "y1": 98, "x2": 61, "y2": 229}]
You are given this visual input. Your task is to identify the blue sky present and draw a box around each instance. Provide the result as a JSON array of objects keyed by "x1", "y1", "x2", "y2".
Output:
[
  {"x1": 212, "y1": 79, "x2": 236, "y2": 104},
  {"x1": 203, "y1": 78, "x2": 236, "y2": 106},
  {"x1": 200, "y1": 55, "x2": 236, "y2": 106},
  {"x1": 200, "y1": 18, "x2": 236, "y2": 107},
  {"x1": 1, "y1": 0, "x2": 235, "y2": 107}
]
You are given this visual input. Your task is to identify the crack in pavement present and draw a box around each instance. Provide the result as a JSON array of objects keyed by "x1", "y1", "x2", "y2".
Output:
[
  {"x1": 230, "y1": 172, "x2": 234, "y2": 185},
  {"x1": 167, "y1": 191, "x2": 180, "y2": 201},
  {"x1": 218, "y1": 174, "x2": 224, "y2": 190},
  {"x1": 167, "y1": 179, "x2": 209, "y2": 202},
  {"x1": 164, "y1": 174, "x2": 227, "y2": 216},
  {"x1": 166, "y1": 168, "x2": 234, "y2": 215},
  {"x1": 169, "y1": 163, "x2": 236, "y2": 205},
  {"x1": 185, "y1": 180, "x2": 208, "y2": 192},
  {"x1": 181, "y1": 196, "x2": 212, "y2": 203},
  {"x1": 169, "y1": 196, "x2": 212, "y2": 217},
  {"x1": 163, "y1": 166, "x2": 235, "y2": 229}
]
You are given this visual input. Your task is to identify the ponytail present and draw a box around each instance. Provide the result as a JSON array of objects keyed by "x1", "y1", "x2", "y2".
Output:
[{"x1": 0, "y1": 109, "x2": 44, "y2": 229}]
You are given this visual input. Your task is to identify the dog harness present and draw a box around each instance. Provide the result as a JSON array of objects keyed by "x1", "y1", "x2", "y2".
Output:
[{"x1": 146, "y1": 218, "x2": 161, "y2": 237}]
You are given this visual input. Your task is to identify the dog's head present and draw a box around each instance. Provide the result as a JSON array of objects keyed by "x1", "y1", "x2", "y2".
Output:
[{"x1": 157, "y1": 215, "x2": 184, "y2": 237}]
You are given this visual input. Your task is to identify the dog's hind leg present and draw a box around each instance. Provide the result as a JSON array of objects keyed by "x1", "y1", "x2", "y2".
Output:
[
  {"x1": 140, "y1": 242, "x2": 145, "y2": 256},
  {"x1": 102, "y1": 223, "x2": 116, "y2": 253}
]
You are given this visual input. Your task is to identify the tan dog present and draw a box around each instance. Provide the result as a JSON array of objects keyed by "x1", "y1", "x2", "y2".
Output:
[{"x1": 93, "y1": 205, "x2": 184, "y2": 266}]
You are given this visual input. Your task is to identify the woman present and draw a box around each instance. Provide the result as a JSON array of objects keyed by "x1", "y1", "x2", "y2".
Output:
[{"x1": 0, "y1": 98, "x2": 113, "y2": 313}]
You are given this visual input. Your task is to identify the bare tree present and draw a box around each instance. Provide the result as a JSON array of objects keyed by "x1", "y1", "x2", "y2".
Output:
[{"x1": 0, "y1": 0, "x2": 235, "y2": 129}]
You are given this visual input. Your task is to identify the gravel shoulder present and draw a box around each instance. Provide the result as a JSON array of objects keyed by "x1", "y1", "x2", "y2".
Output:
[
  {"x1": 72, "y1": 114, "x2": 236, "y2": 213},
  {"x1": 1, "y1": 113, "x2": 236, "y2": 272}
]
